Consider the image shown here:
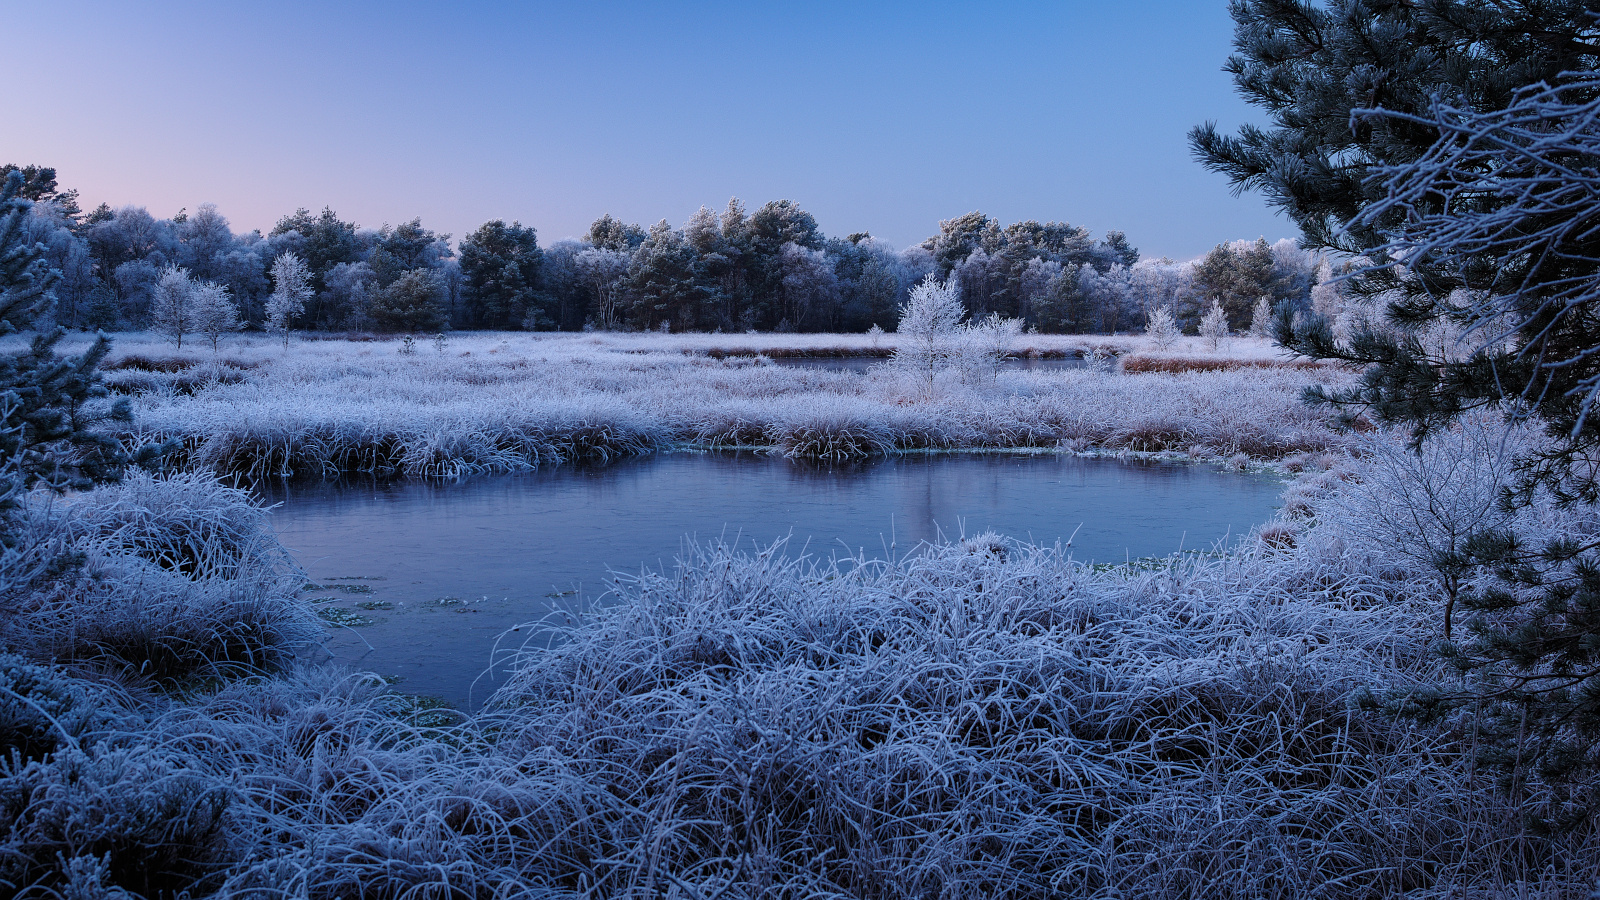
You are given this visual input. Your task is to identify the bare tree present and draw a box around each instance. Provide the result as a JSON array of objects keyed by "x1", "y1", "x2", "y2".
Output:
[
  {"x1": 574, "y1": 247, "x2": 630, "y2": 330},
  {"x1": 149, "y1": 265, "x2": 194, "y2": 348},
  {"x1": 267, "y1": 252, "x2": 313, "y2": 350},
  {"x1": 190, "y1": 281, "x2": 241, "y2": 352},
  {"x1": 892, "y1": 274, "x2": 964, "y2": 394}
]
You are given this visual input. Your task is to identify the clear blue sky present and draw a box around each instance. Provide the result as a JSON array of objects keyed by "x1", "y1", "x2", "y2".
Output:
[{"x1": 8, "y1": 0, "x2": 1292, "y2": 260}]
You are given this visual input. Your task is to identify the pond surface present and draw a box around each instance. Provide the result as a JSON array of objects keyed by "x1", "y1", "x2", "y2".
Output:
[
  {"x1": 265, "y1": 452, "x2": 1283, "y2": 708},
  {"x1": 771, "y1": 356, "x2": 1085, "y2": 374}
]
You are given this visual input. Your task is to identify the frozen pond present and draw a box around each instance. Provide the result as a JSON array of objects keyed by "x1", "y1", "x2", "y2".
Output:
[
  {"x1": 770, "y1": 355, "x2": 1085, "y2": 374},
  {"x1": 265, "y1": 451, "x2": 1283, "y2": 707}
]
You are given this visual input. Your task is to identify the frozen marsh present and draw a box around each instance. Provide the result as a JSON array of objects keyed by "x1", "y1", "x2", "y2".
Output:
[
  {"x1": 2, "y1": 332, "x2": 1594, "y2": 897},
  {"x1": 2, "y1": 439, "x2": 1597, "y2": 896},
  {"x1": 43, "y1": 331, "x2": 1358, "y2": 480}
]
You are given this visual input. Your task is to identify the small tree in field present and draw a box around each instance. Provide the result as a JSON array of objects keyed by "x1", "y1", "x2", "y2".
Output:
[
  {"x1": 267, "y1": 252, "x2": 312, "y2": 349},
  {"x1": 1199, "y1": 298, "x2": 1229, "y2": 351},
  {"x1": 1144, "y1": 305, "x2": 1180, "y2": 350},
  {"x1": 149, "y1": 265, "x2": 194, "y2": 349},
  {"x1": 892, "y1": 274, "x2": 964, "y2": 394},
  {"x1": 1249, "y1": 295, "x2": 1273, "y2": 338},
  {"x1": 190, "y1": 281, "x2": 240, "y2": 352}
]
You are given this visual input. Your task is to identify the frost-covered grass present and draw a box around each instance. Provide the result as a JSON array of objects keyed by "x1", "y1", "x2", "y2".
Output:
[
  {"x1": 3, "y1": 443, "x2": 1599, "y2": 896},
  {"x1": 2, "y1": 337, "x2": 1593, "y2": 896},
  {"x1": 0, "y1": 472, "x2": 318, "y2": 685},
  {"x1": 13, "y1": 331, "x2": 1358, "y2": 479}
]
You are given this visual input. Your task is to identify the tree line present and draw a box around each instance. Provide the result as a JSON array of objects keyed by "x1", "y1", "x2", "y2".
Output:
[{"x1": 3, "y1": 165, "x2": 1326, "y2": 337}]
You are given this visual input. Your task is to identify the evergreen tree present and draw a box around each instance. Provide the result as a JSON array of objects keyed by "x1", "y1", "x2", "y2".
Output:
[
  {"x1": 270, "y1": 207, "x2": 359, "y2": 326},
  {"x1": 459, "y1": 220, "x2": 544, "y2": 329},
  {"x1": 1194, "y1": 0, "x2": 1600, "y2": 821},
  {"x1": 627, "y1": 221, "x2": 709, "y2": 331},
  {"x1": 370, "y1": 269, "x2": 444, "y2": 333},
  {"x1": 0, "y1": 164, "x2": 80, "y2": 222},
  {"x1": 585, "y1": 214, "x2": 646, "y2": 252},
  {"x1": 0, "y1": 170, "x2": 137, "y2": 508},
  {"x1": 1190, "y1": 0, "x2": 1600, "y2": 254},
  {"x1": 1192, "y1": 238, "x2": 1275, "y2": 328}
]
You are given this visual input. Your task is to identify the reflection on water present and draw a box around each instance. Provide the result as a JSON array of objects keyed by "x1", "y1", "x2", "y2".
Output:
[
  {"x1": 264, "y1": 452, "x2": 1282, "y2": 707},
  {"x1": 769, "y1": 356, "x2": 1085, "y2": 374}
]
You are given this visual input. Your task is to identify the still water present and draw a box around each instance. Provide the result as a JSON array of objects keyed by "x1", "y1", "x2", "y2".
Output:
[
  {"x1": 771, "y1": 356, "x2": 1085, "y2": 374},
  {"x1": 265, "y1": 451, "x2": 1283, "y2": 707}
]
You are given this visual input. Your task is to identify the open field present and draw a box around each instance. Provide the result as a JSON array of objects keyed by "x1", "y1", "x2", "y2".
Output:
[{"x1": 26, "y1": 331, "x2": 1360, "y2": 480}]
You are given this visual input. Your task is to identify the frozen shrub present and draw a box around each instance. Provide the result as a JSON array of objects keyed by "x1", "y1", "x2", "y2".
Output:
[
  {"x1": 0, "y1": 654, "x2": 113, "y2": 762},
  {"x1": 0, "y1": 473, "x2": 317, "y2": 683},
  {"x1": 0, "y1": 743, "x2": 236, "y2": 898},
  {"x1": 62, "y1": 471, "x2": 292, "y2": 580},
  {"x1": 1321, "y1": 409, "x2": 1553, "y2": 635}
]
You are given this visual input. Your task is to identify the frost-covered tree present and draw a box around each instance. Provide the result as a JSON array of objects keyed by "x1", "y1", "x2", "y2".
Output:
[
  {"x1": 574, "y1": 247, "x2": 630, "y2": 330},
  {"x1": 176, "y1": 203, "x2": 234, "y2": 280},
  {"x1": 1248, "y1": 295, "x2": 1273, "y2": 339},
  {"x1": 459, "y1": 219, "x2": 543, "y2": 329},
  {"x1": 323, "y1": 261, "x2": 374, "y2": 332},
  {"x1": 369, "y1": 268, "x2": 443, "y2": 333},
  {"x1": 776, "y1": 242, "x2": 837, "y2": 332},
  {"x1": 1198, "y1": 298, "x2": 1229, "y2": 351},
  {"x1": 960, "y1": 312, "x2": 1022, "y2": 384},
  {"x1": 585, "y1": 214, "x2": 646, "y2": 252},
  {"x1": 266, "y1": 251, "x2": 312, "y2": 349},
  {"x1": 189, "y1": 281, "x2": 240, "y2": 352},
  {"x1": 1192, "y1": 239, "x2": 1275, "y2": 329},
  {"x1": 627, "y1": 221, "x2": 705, "y2": 331},
  {"x1": 0, "y1": 170, "x2": 135, "y2": 500},
  {"x1": 1197, "y1": 0, "x2": 1600, "y2": 820},
  {"x1": 1144, "y1": 305, "x2": 1180, "y2": 350},
  {"x1": 1129, "y1": 258, "x2": 1193, "y2": 326},
  {"x1": 149, "y1": 265, "x2": 194, "y2": 348},
  {"x1": 893, "y1": 274, "x2": 964, "y2": 393}
]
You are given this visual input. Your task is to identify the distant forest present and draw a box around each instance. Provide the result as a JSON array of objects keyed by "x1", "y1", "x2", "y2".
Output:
[{"x1": 5, "y1": 164, "x2": 1326, "y2": 335}]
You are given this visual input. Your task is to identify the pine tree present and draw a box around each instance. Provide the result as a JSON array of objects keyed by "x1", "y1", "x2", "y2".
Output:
[
  {"x1": 369, "y1": 269, "x2": 444, "y2": 333},
  {"x1": 459, "y1": 220, "x2": 543, "y2": 328},
  {"x1": 1194, "y1": 0, "x2": 1600, "y2": 821},
  {"x1": 0, "y1": 170, "x2": 139, "y2": 517}
]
